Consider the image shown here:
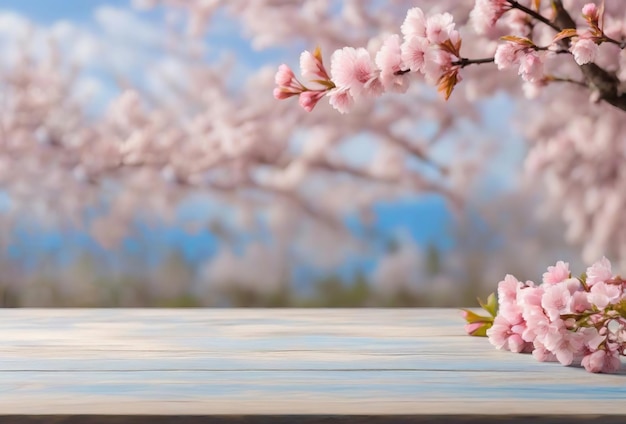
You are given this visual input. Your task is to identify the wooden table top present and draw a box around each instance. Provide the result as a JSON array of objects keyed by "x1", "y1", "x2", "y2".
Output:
[{"x1": 1, "y1": 308, "x2": 625, "y2": 423}]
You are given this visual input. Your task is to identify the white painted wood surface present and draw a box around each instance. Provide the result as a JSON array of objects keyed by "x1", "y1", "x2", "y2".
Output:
[{"x1": 1, "y1": 308, "x2": 625, "y2": 416}]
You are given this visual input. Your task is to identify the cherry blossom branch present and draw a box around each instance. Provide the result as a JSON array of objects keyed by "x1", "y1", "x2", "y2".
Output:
[
  {"x1": 506, "y1": 0, "x2": 561, "y2": 32},
  {"x1": 603, "y1": 36, "x2": 626, "y2": 49},
  {"x1": 549, "y1": 76, "x2": 587, "y2": 87},
  {"x1": 550, "y1": 0, "x2": 626, "y2": 111},
  {"x1": 453, "y1": 57, "x2": 495, "y2": 68}
]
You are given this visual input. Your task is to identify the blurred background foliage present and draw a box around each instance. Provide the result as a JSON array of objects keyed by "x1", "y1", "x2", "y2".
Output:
[{"x1": 0, "y1": 1, "x2": 594, "y2": 307}]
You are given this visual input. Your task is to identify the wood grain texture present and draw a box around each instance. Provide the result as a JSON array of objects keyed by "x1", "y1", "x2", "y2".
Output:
[{"x1": 0, "y1": 308, "x2": 625, "y2": 418}]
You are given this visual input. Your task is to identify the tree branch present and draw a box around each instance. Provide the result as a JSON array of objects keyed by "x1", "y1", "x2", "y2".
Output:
[
  {"x1": 550, "y1": 0, "x2": 626, "y2": 112},
  {"x1": 454, "y1": 57, "x2": 495, "y2": 68},
  {"x1": 506, "y1": 0, "x2": 561, "y2": 32}
]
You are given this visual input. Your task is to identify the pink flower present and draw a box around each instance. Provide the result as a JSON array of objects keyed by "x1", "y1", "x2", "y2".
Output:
[
  {"x1": 483, "y1": 258, "x2": 626, "y2": 374},
  {"x1": 507, "y1": 332, "x2": 527, "y2": 353},
  {"x1": 586, "y1": 256, "x2": 612, "y2": 286},
  {"x1": 487, "y1": 316, "x2": 511, "y2": 350},
  {"x1": 423, "y1": 48, "x2": 454, "y2": 84},
  {"x1": 498, "y1": 274, "x2": 522, "y2": 303},
  {"x1": 563, "y1": 277, "x2": 582, "y2": 294},
  {"x1": 588, "y1": 281, "x2": 621, "y2": 309},
  {"x1": 298, "y1": 90, "x2": 325, "y2": 112},
  {"x1": 517, "y1": 51, "x2": 544, "y2": 82},
  {"x1": 425, "y1": 13, "x2": 456, "y2": 44},
  {"x1": 568, "y1": 291, "x2": 591, "y2": 313},
  {"x1": 494, "y1": 43, "x2": 522, "y2": 70},
  {"x1": 582, "y1": 3, "x2": 599, "y2": 21},
  {"x1": 522, "y1": 306, "x2": 550, "y2": 342},
  {"x1": 487, "y1": 315, "x2": 527, "y2": 352},
  {"x1": 275, "y1": 64, "x2": 296, "y2": 87},
  {"x1": 500, "y1": 302, "x2": 523, "y2": 325},
  {"x1": 300, "y1": 50, "x2": 330, "y2": 81},
  {"x1": 542, "y1": 326, "x2": 584, "y2": 365},
  {"x1": 400, "y1": 36, "x2": 429, "y2": 74},
  {"x1": 582, "y1": 349, "x2": 621, "y2": 373},
  {"x1": 273, "y1": 87, "x2": 293, "y2": 100},
  {"x1": 470, "y1": 0, "x2": 510, "y2": 34},
  {"x1": 274, "y1": 64, "x2": 306, "y2": 99},
  {"x1": 580, "y1": 327, "x2": 605, "y2": 351},
  {"x1": 330, "y1": 47, "x2": 383, "y2": 98},
  {"x1": 542, "y1": 261, "x2": 570, "y2": 284},
  {"x1": 541, "y1": 282, "x2": 572, "y2": 321},
  {"x1": 447, "y1": 29, "x2": 461, "y2": 47},
  {"x1": 570, "y1": 37, "x2": 598, "y2": 65},
  {"x1": 401, "y1": 7, "x2": 427, "y2": 39},
  {"x1": 376, "y1": 34, "x2": 410, "y2": 93},
  {"x1": 327, "y1": 87, "x2": 354, "y2": 114},
  {"x1": 518, "y1": 284, "x2": 543, "y2": 309},
  {"x1": 532, "y1": 340, "x2": 557, "y2": 362}
]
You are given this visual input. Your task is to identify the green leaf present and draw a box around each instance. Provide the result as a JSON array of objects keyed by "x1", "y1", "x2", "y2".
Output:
[
  {"x1": 477, "y1": 292, "x2": 498, "y2": 317},
  {"x1": 461, "y1": 308, "x2": 493, "y2": 324}
]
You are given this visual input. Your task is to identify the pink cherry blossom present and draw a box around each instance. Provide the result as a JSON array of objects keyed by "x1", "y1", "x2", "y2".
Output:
[
  {"x1": 275, "y1": 64, "x2": 297, "y2": 87},
  {"x1": 541, "y1": 282, "x2": 572, "y2": 321},
  {"x1": 542, "y1": 325, "x2": 584, "y2": 365},
  {"x1": 330, "y1": 47, "x2": 383, "y2": 98},
  {"x1": 470, "y1": 0, "x2": 510, "y2": 34},
  {"x1": 586, "y1": 257, "x2": 612, "y2": 286},
  {"x1": 299, "y1": 90, "x2": 326, "y2": 112},
  {"x1": 564, "y1": 277, "x2": 582, "y2": 293},
  {"x1": 479, "y1": 258, "x2": 626, "y2": 373},
  {"x1": 327, "y1": 87, "x2": 354, "y2": 114},
  {"x1": 568, "y1": 291, "x2": 591, "y2": 313},
  {"x1": 274, "y1": 64, "x2": 307, "y2": 100},
  {"x1": 425, "y1": 13, "x2": 456, "y2": 44},
  {"x1": 487, "y1": 315, "x2": 527, "y2": 352},
  {"x1": 570, "y1": 37, "x2": 598, "y2": 65},
  {"x1": 423, "y1": 49, "x2": 454, "y2": 84},
  {"x1": 507, "y1": 332, "x2": 527, "y2": 353},
  {"x1": 300, "y1": 50, "x2": 330, "y2": 81},
  {"x1": 522, "y1": 306, "x2": 550, "y2": 342},
  {"x1": 400, "y1": 7, "x2": 427, "y2": 39},
  {"x1": 582, "y1": 3, "x2": 600, "y2": 21},
  {"x1": 273, "y1": 87, "x2": 294, "y2": 100},
  {"x1": 542, "y1": 261, "x2": 570, "y2": 284},
  {"x1": 517, "y1": 51, "x2": 544, "y2": 82},
  {"x1": 532, "y1": 340, "x2": 558, "y2": 362},
  {"x1": 376, "y1": 34, "x2": 410, "y2": 93},
  {"x1": 400, "y1": 36, "x2": 430, "y2": 73},
  {"x1": 580, "y1": 327, "x2": 605, "y2": 351},
  {"x1": 497, "y1": 274, "x2": 522, "y2": 303},
  {"x1": 517, "y1": 285, "x2": 543, "y2": 309},
  {"x1": 494, "y1": 43, "x2": 522, "y2": 70},
  {"x1": 582, "y1": 349, "x2": 621, "y2": 373},
  {"x1": 588, "y1": 281, "x2": 621, "y2": 308}
]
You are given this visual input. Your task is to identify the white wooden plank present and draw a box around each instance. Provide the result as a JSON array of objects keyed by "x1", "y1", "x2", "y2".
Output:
[{"x1": 0, "y1": 308, "x2": 624, "y2": 416}]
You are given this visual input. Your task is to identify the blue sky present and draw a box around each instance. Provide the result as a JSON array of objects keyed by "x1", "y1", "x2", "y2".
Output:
[
  {"x1": 0, "y1": 1, "x2": 524, "y2": 285},
  {"x1": 0, "y1": 1, "x2": 124, "y2": 20}
]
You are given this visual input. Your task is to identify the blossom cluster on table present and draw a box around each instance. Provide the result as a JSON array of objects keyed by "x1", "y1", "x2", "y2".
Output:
[{"x1": 463, "y1": 257, "x2": 626, "y2": 374}]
